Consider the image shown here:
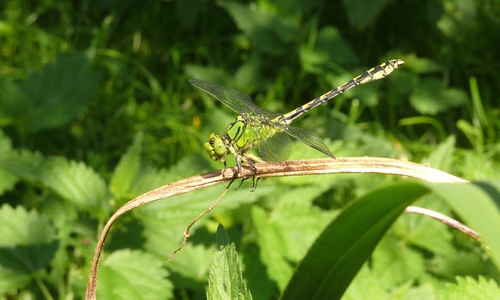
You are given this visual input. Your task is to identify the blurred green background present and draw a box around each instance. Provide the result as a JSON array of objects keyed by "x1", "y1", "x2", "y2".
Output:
[{"x1": 1, "y1": 0, "x2": 499, "y2": 299}]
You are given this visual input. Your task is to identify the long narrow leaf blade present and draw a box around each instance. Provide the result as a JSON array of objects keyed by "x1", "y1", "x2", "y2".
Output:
[{"x1": 281, "y1": 182, "x2": 428, "y2": 300}]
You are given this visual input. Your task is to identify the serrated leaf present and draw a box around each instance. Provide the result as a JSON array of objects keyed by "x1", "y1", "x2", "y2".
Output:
[
  {"x1": 0, "y1": 205, "x2": 58, "y2": 273},
  {"x1": 18, "y1": 51, "x2": 100, "y2": 134},
  {"x1": 207, "y1": 225, "x2": 253, "y2": 300},
  {"x1": 0, "y1": 149, "x2": 109, "y2": 217},
  {"x1": 342, "y1": 265, "x2": 387, "y2": 299},
  {"x1": 110, "y1": 132, "x2": 143, "y2": 203},
  {"x1": 438, "y1": 276, "x2": 500, "y2": 300},
  {"x1": 97, "y1": 250, "x2": 173, "y2": 300},
  {"x1": 257, "y1": 186, "x2": 336, "y2": 262},
  {"x1": 41, "y1": 156, "x2": 109, "y2": 218},
  {"x1": 371, "y1": 235, "x2": 426, "y2": 287},
  {"x1": 0, "y1": 149, "x2": 45, "y2": 183}
]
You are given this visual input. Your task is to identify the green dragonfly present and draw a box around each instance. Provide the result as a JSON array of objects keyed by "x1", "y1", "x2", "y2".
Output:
[{"x1": 190, "y1": 59, "x2": 404, "y2": 173}]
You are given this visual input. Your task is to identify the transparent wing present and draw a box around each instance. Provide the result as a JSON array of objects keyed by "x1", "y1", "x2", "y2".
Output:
[
  {"x1": 189, "y1": 79, "x2": 280, "y2": 119},
  {"x1": 285, "y1": 126, "x2": 336, "y2": 159},
  {"x1": 257, "y1": 131, "x2": 292, "y2": 162}
]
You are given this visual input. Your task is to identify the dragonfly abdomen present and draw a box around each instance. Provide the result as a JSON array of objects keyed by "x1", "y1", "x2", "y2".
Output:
[{"x1": 281, "y1": 59, "x2": 404, "y2": 123}]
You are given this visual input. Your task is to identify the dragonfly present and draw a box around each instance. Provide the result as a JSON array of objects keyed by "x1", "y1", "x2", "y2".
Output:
[{"x1": 190, "y1": 59, "x2": 404, "y2": 174}]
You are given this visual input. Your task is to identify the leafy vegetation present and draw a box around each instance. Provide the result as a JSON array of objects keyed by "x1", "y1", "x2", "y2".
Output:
[{"x1": 1, "y1": 0, "x2": 500, "y2": 299}]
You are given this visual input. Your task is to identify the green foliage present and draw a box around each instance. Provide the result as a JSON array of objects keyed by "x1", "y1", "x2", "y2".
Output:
[
  {"x1": 1, "y1": 0, "x2": 500, "y2": 299},
  {"x1": 97, "y1": 250, "x2": 173, "y2": 300},
  {"x1": 207, "y1": 225, "x2": 253, "y2": 300}
]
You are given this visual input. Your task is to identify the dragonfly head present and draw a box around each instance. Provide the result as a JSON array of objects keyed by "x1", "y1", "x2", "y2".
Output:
[{"x1": 204, "y1": 133, "x2": 227, "y2": 161}]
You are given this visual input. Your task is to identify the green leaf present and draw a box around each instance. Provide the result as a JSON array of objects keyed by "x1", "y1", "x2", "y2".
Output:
[
  {"x1": 41, "y1": 156, "x2": 109, "y2": 218},
  {"x1": 0, "y1": 204, "x2": 56, "y2": 246},
  {"x1": 410, "y1": 78, "x2": 468, "y2": 115},
  {"x1": 0, "y1": 204, "x2": 58, "y2": 285},
  {"x1": 437, "y1": 276, "x2": 500, "y2": 300},
  {"x1": 110, "y1": 132, "x2": 143, "y2": 204},
  {"x1": 18, "y1": 51, "x2": 101, "y2": 134},
  {"x1": 277, "y1": 180, "x2": 500, "y2": 299},
  {"x1": 371, "y1": 235, "x2": 426, "y2": 287},
  {"x1": 281, "y1": 182, "x2": 428, "y2": 300},
  {"x1": 299, "y1": 26, "x2": 357, "y2": 74},
  {"x1": 0, "y1": 76, "x2": 24, "y2": 126},
  {"x1": 431, "y1": 250, "x2": 493, "y2": 280},
  {"x1": 251, "y1": 206, "x2": 294, "y2": 291},
  {"x1": 0, "y1": 130, "x2": 17, "y2": 195},
  {"x1": 0, "y1": 266, "x2": 31, "y2": 294},
  {"x1": 423, "y1": 181, "x2": 500, "y2": 270},
  {"x1": 220, "y1": 1, "x2": 299, "y2": 56},
  {"x1": 0, "y1": 149, "x2": 45, "y2": 184},
  {"x1": 207, "y1": 224, "x2": 253, "y2": 300},
  {"x1": 251, "y1": 186, "x2": 337, "y2": 290},
  {"x1": 136, "y1": 177, "x2": 267, "y2": 278},
  {"x1": 1, "y1": 150, "x2": 109, "y2": 218},
  {"x1": 393, "y1": 195, "x2": 456, "y2": 256},
  {"x1": 97, "y1": 250, "x2": 173, "y2": 300},
  {"x1": 421, "y1": 135, "x2": 456, "y2": 172}
]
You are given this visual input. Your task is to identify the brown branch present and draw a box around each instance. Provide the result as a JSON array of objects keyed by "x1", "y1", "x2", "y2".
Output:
[
  {"x1": 404, "y1": 206, "x2": 480, "y2": 241},
  {"x1": 85, "y1": 157, "x2": 467, "y2": 299}
]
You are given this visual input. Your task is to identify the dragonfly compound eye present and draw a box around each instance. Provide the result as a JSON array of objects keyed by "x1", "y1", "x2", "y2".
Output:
[
  {"x1": 211, "y1": 135, "x2": 226, "y2": 157},
  {"x1": 204, "y1": 133, "x2": 226, "y2": 161}
]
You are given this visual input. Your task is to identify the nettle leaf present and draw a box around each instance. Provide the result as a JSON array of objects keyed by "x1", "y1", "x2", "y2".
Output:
[
  {"x1": 18, "y1": 51, "x2": 100, "y2": 134},
  {"x1": 207, "y1": 225, "x2": 252, "y2": 300},
  {"x1": 438, "y1": 276, "x2": 500, "y2": 299},
  {"x1": 0, "y1": 149, "x2": 108, "y2": 216},
  {"x1": 371, "y1": 235, "x2": 426, "y2": 287},
  {"x1": 0, "y1": 205, "x2": 58, "y2": 291},
  {"x1": 41, "y1": 156, "x2": 109, "y2": 218},
  {"x1": 0, "y1": 149, "x2": 45, "y2": 184},
  {"x1": 343, "y1": 265, "x2": 393, "y2": 299},
  {"x1": 0, "y1": 205, "x2": 56, "y2": 246},
  {"x1": 97, "y1": 249, "x2": 173, "y2": 300}
]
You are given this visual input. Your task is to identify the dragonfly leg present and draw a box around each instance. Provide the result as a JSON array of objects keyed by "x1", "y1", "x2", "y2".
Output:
[{"x1": 251, "y1": 177, "x2": 261, "y2": 192}]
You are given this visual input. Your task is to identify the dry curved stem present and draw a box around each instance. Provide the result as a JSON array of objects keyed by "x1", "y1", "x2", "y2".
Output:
[
  {"x1": 85, "y1": 157, "x2": 468, "y2": 300},
  {"x1": 404, "y1": 206, "x2": 480, "y2": 241}
]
